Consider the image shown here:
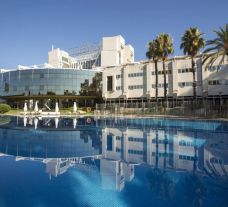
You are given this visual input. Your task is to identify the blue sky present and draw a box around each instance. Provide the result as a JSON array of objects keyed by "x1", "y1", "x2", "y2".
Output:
[{"x1": 0, "y1": 0, "x2": 227, "y2": 68}]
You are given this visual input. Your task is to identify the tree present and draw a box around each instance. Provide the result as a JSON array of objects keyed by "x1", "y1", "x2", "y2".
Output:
[
  {"x1": 180, "y1": 28, "x2": 205, "y2": 100},
  {"x1": 79, "y1": 72, "x2": 102, "y2": 96},
  {"x1": 157, "y1": 34, "x2": 174, "y2": 107},
  {"x1": 203, "y1": 24, "x2": 228, "y2": 69},
  {"x1": 182, "y1": 174, "x2": 206, "y2": 207},
  {"x1": 89, "y1": 72, "x2": 102, "y2": 96},
  {"x1": 146, "y1": 40, "x2": 160, "y2": 101},
  {"x1": 0, "y1": 104, "x2": 11, "y2": 114},
  {"x1": 147, "y1": 168, "x2": 175, "y2": 200}
]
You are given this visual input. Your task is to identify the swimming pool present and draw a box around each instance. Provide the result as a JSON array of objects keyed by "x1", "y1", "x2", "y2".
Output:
[{"x1": 0, "y1": 116, "x2": 227, "y2": 207}]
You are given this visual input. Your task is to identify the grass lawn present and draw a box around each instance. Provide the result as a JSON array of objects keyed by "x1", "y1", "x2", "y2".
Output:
[{"x1": 3, "y1": 108, "x2": 94, "y2": 116}]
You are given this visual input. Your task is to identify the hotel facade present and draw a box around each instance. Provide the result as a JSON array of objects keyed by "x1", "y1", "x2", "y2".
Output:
[
  {"x1": 102, "y1": 55, "x2": 228, "y2": 102},
  {"x1": 0, "y1": 34, "x2": 227, "y2": 106}
]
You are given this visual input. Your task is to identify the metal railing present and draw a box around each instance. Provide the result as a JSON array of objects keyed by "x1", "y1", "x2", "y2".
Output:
[{"x1": 95, "y1": 99, "x2": 228, "y2": 118}]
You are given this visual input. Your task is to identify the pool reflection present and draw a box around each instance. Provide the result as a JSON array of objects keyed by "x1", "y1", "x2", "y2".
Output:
[{"x1": 0, "y1": 116, "x2": 228, "y2": 197}]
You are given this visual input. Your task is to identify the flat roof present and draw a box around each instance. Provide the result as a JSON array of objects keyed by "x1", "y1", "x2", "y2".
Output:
[{"x1": 0, "y1": 67, "x2": 102, "y2": 74}]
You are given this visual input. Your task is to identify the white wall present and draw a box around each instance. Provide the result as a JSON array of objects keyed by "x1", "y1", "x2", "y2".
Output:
[
  {"x1": 48, "y1": 48, "x2": 71, "y2": 68},
  {"x1": 101, "y1": 35, "x2": 134, "y2": 67},
  {"x1": 102, "y1": 55, "x2": 228, "y2": 100},
  {"x1": 123, "y1": 45, "x2": 134, "y2": 63}
]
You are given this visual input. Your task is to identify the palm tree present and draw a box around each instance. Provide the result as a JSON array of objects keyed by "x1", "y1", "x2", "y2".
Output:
[
  {"x1": 147, "y1": 168, "x2": 175, "y2": 200},
  {"x1": 180, "y1": 28, "x2": 205, "y2": 100},
  {"x1": 182, "y1": 174, "x2": 207, "y2": 207},
  {"x1": 146, "y1": 40, "x2": 160, "y2": 101},
  {"x1": 156, "y1": 34, "x2": 174, "y2": 108},
  {"x1": 203, "y1": 24, "x2": 228, "y2": 69}
]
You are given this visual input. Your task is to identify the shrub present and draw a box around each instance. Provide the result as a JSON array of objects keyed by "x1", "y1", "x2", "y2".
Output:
[
  {"x1": 0, "y1": 104, "x2": 11, "y2": 114},
  {"x1": 0, "y1": 116, "x2": 11, "y2": 124}
]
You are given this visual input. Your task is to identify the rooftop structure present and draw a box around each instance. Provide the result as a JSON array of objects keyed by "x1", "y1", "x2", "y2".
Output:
[{"x1": 48, "y1": 35, "x2": 134, "y2": 69}]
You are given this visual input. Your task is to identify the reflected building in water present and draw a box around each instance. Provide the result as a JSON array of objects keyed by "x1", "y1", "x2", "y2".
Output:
[
  {"x1": 0, "y1": 116, "x2": 228, "y2": 191},
  {"x1": 101, "y1": 118, "x2": 228, "y2": 178}
]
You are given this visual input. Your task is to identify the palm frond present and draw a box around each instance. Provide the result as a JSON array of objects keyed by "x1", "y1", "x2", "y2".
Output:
[
  {"x1": 217, "y1": 53, "x2": 226, "y2": 71},
  {"x1": 180, "y1": 27, "x2": 205, "y2": 58},
  {"x1": 203, "y1": 24, "x2": 228, "y2": 70}
]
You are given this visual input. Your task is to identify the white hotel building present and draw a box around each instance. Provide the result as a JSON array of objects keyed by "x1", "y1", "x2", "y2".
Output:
[
  {"x1": 102, "y1": 49, "x2": 228, "y2": 102},
  {"x1": 1, "y1": 34, "x2": 227, "y2": 104},
  {"x1": 47, "y1": 35, "x2": 228, "y2": 102}
]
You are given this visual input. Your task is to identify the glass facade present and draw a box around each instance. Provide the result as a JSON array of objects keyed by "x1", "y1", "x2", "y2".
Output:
[{"x1": 0, "y1": 68, "x2": 100, "y2": 96}]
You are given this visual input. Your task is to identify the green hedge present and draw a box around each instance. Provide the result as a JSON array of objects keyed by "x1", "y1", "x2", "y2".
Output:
[{"x1": 0, "y1": 104, "x2": 11, "y2": 114}]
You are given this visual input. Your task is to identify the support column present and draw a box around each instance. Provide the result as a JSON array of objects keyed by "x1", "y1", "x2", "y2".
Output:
[
  {"x1": 172, "y1": 59, "x2": 178, "y2": 98},
  {"x1": 146, "y1": 132, "x2": 153, "y2": 165},
  {"x1": 123, "y1": 129, "x2": 129, "y2": 162},
  {"x1": 102, "y1": 128, "x2": 108, "y2": 158},
  {"x1": 146, "y1": 63, "x2": 152, "y2": 99},
  {"x1": 122, "y1": 66, "x2": 128, "y2": 99}
]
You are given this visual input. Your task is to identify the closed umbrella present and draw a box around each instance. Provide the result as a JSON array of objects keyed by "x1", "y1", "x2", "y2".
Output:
[
  {"x1": 73, "y1": 118, "x2": 77, "y2": 128},
  {"x1": 34, "y1": 118, "x2": 38, "y2": 129},
  {"x1": 73, "y1": 102, "x2": 77, "y2": 113},
  {"x1": 55, "y1": 117, "x2": 59, "y2": 128},
  {"x1": 55, "y1": 102, "x2": 59, "y2": 113},
  {"x1": 24, "y1": 102, "x2": 28, "y2": 112},
  {"x1": 34, "y1": 101, "x2": 39, "y2": 112},
  {"x1": 23, "y1": 117, "x2": 27, "y2": 127}
]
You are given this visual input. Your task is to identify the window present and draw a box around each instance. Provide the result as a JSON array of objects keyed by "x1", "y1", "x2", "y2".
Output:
[
  {"x1": 116, "y1": 147, "x2": 122, "y2": 152},
  {"x1": 128, "y1": 137, "x2": 145, "y2": 142},
  {"x1": 107, "y1": 76, "x2": 113, "y2": 91},
  {"x1": 4, "y1": 83, "x2": 9, "y2": 92},
  {"x1": 128, "y1": 85, "x2": 143, "y2": 90},
  {"x1": 179, "y1": 140, "x2": 194, "y2": 146},
  {"x1": 208, "y1": 65, "x2": 219, "y2": 71},
  {"x1": 13, "y1": 86, "x2": 17, "y2": 91},
  {"x1": 62, "y1": 56, "x2": 69, "y2": 62},
  {"x1": 25, "y1": 85, "x2": 29, "y2": 91},
  {"x1": 40, "y1": 85, "x2": 44, "y2": 90},
  {"x1": 178, "y1": 68, "x2": 193, "y2": 73},
  {"x1": 128, "y1": 149, "x2": 144, "y2": 155},
  {"x1": 210, "y1": 157, "x2": 223, "y2": 164},
  {"x1": 178, "y1": 82, "x2": 192, "y2": 87},
  {"x1": 179, "y1": 155, "x2": 196, "y2": 161},
  {"x1": 158, "y1": 83, "x2": 169, "y2": 88},
  {"x1": 128, "y1": 72, "x2": 143, "y2": 77},
  {"x1": 116, "y1": 86, "x2": 122, "y2": 90},
  {"x1": 208, "y1": 80, "x2": 220, "y2": 85},
  {"x1": 116, "y1": 74, "x2": 122, "y2": 79},
  {"x1": 156, "y1": 70, "x2": 171, "y2": 75},
  {"x1": 225, "y1": 80, "x2": 228, "y2": 85},
  {"x1": 107, "y1": 135, "x2": 113, "y2": 151},
  {"x1": 116, "y1": 136, "x2": 122, "y2": 141},
  {"x1": 40, "y1": 73, "x2": 44, "y2": 78}
]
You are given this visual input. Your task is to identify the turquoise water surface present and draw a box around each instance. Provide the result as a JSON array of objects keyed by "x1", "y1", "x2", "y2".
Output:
[{"x1": 0, "y1": 116, "x2": 228, "y2": 207}]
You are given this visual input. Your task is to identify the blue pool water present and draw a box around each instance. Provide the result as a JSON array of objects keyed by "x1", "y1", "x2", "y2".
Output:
[{"x1": 0, "y1": 116, "x2": 228, "y2": 207}]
